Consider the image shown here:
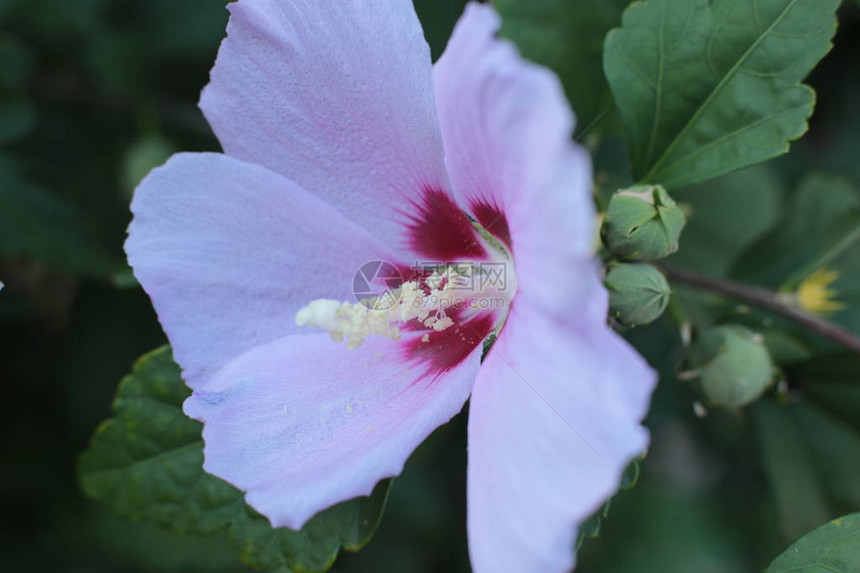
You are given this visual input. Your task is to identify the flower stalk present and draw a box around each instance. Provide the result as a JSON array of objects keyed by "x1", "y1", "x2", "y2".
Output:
[{"x1": 660, "y1": 265, "x2": 860, "y2": 354}]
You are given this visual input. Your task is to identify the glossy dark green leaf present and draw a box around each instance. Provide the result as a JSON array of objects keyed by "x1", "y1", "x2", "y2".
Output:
[
  {"x1": 766, "y1": 513, "x2": 860, "y2": 573},
  {"x1": 496, "y1": 0, "x2": 630, "y2": 136},
  {"x1": 79, "y1": 347, "x2": 391, "y2": 573},
  {"x1": 604, "y1": 0, "x2": 840, "y2": 189}
]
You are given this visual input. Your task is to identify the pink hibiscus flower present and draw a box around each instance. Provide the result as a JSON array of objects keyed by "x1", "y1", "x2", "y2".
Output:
[{"x1": 125, "y1": 1, "x2": 656, "y2": 571}]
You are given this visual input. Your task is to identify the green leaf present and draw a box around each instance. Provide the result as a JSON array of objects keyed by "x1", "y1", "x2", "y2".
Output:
[
  {"x1": 754, "y1": 389, "x2": 860, "y2": 545},
  {"x1": 761, "y1": 328, "x2": 813, "y2": 365},
  {"x1": 79, "y1": 346, "x2": 391, "y2": 572},
  {"x1": 794, "y1": 404, "x2": 860, "y2": 510},
  {"x1": 732, "y1": 174, "x2": 859, "y2": 286},
  {"x1": 574, "y1": 485, "x2": 748, "y2": 572},
  {"x1": 753, "y1": 400, "x2": 832, "y2": 541},
  {"x1": 766, "y1": 513, "x2": 860, "y2": 573},
  {"x1": 667, "y1": 165, "x2": 784, "y2": 275},
  {"x1": 604, "y1": 0, "x2": 840, "y2": 189},
  {"x1": 495, "y1": 0, "x2": 630, "y2": 136},
  {"x1": 731, "y1": 174, "x2": 860, "y2": 335},
  {"x1": 81, "y1": 512, "x2": 243, "y2": 573},
  {"x1": 792, "y1": 354, "x2": 860, "y2": 433}
]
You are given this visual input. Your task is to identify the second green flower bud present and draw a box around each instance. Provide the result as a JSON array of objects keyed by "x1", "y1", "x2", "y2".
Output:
[
  {"x1": 601, "y1": 185, "x2": 686, "y2": 261},
  {"x1": 605, "y1": 262, "x2": 671, "y2": 327}
]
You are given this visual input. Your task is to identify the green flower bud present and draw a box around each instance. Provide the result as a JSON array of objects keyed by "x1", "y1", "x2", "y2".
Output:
[
  {"x1": 605, "y1": 263, "x2": 671, "y2": 327},
  {"x1": 601, "y1": 185, "x2": 686, "y2": 261},
  {"x1": 693, "y1": 325, "x2": 774, "y2": 409}
]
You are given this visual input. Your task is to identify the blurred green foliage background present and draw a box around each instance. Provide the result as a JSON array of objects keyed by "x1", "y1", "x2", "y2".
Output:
[{"x1": 2, "y1": 1, "x2": 859, "y2": 571}]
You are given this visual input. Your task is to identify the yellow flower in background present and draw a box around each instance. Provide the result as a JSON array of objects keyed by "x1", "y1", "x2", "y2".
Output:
[{"x1": 796, "y1": 268, "x2": 845, "y2": 316}]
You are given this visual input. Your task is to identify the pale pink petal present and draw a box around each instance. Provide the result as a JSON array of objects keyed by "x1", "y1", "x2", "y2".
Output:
[
  {"x1": 467, "y1": 295, "x2": 656, "y2": 573},
  {"x1": 200, "y1": 0, "x2": 452, "y2": 249},
  {"x1": 184, "y1": 330, "x2": 483, "y2": 529},
  {"x1": 434, "y1": 3, "x2": 597, "y2": 315},
  {"x1": 125, "y1": 152, "x2": 396, "y2": 389}
]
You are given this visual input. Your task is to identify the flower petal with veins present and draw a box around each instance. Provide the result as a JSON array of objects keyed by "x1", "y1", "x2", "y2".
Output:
[{"x1": 184, "y1": 331, "x2": 481, "y2": 529}]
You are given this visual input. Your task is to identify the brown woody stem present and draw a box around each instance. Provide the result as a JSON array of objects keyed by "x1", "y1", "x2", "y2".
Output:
[{"x1": 660, "y1": 265, "x2": 860, "y2": 354}]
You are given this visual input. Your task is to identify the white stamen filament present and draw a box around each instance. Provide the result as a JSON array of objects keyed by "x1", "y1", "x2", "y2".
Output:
[{"x1": 295, "y1": 266, "x2": 502, "y2": 349}]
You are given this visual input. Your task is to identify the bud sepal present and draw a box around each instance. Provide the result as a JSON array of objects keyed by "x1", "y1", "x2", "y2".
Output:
[
  {"x1": 601, "y1": 185, "x2": 686, "y2": 261},
  {"x1": 605, "y1": 262, "x2": 671, "y2": 327}
]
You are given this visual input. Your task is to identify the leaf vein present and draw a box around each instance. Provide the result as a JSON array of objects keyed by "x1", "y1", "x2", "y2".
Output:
[
  {"x1": 641, "y1": 0, "x2": 803, "y2": 183},
  {"x1": 644, "y1": 0, "x2": 668, "y2": 168},
  {"x1": 655, "y1": 102, "x2": 808, "y2": 177},
  {"x1": 614, "y1": 43, "x2": 658, "y2": 91},
  {"x1": 86, "y1": 441, "x2": 204, "y2": 477}
]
